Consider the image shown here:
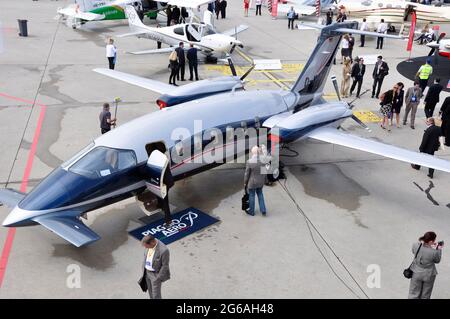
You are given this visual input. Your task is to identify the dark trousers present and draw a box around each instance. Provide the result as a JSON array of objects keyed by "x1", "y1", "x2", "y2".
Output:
[
  {"x1": 288, "y1": 18, "x2": 294, "y2": 29},
  {"x1": 216, "y1": 10, "x2": 219, "y2": 19},
  {"x1": 189, "y1": 62, "x2": 199, "y2": 80},
  {"x1": 350, "y1": 77, "x2": 363, "y2": 97},
  {"x1": 412, "y1": 164, "x2": 435, "y2": 177},
  {"x1": 256, "y1": 5, "x2": 261, "y2": 15},
  {"x1": 169, "y1": 68, "x2": 177, "y2": 84},
  {"x1": 108, "y1": 57, "x2": 115, "y2": 70},
  {"x1": 376, "y1": 36, "x2": 384, "y2": 49},
  {"x1": 424, "y1": 101, "x2": 438, "y2": 118},
  {"x1": 372, "y1": 77, "x2": 384, "y2": 97},
  {"x1": 360, "y1": 35, "x2": 365, "y2": 47},
  {"x1": 419, "y1": 79, "x2": 428, "y2": 93},
  {"x1": 101, "y1": 127, "x2": 110, "y2": 134},
  {"x1": 221, "y1": 8, "x2": 225, "y2": 19},
  {"x1": 157, "y1": 41, "x2": 162, "y2": 49},
  {"x1": 177, "y1": 62, "x2": 185, "y2": 80},
  {"x1": 157, "y1": 195, "x2": 172, "y2": 224}
]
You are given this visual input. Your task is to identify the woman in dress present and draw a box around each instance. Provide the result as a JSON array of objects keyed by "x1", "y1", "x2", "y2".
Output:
[
  {"x1": 379, "y1": 84, "x2": 397, "y2": 131},
  {"x1": 390, "y1": 82, "x2": 404, "y2": 128},
  {"x1": 340, "y1": 57, "x2": 351, "y2": 98}
]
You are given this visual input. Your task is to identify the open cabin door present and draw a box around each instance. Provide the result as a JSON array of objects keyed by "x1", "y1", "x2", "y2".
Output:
[
  {"x1": 145, "y1": 150, "x2": 169, "y2": 199},
  {"x1": 186, "y1": 24, "x2": 202, "y2": 42}
]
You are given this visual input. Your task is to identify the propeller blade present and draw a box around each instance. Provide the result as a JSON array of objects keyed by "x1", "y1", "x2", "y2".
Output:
[
  {"x1": 240, "y1": 64, "x2": 255, "y2": 81},
  {"x1": 331, "y1": 75, "x2": 341, "y2": 101},
  {"x1": 351, "y1": 114, "x2": 371, "y2": 132},
  {"x1": 227, "y1": 55, "x2": 237, "y2": 76},
  {"x1": 229, "y1": 44, "x2": 236, "y2": 54}
]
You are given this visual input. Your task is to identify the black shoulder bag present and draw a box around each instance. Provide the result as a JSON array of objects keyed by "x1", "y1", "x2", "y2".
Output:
[{"x1": 403, "y1": 243, "x2": 422, "y2": 279}]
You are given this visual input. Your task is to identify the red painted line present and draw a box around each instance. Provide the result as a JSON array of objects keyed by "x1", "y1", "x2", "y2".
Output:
[
  {"x1": 0, "y1": 92, "x2": 46, "y2": 108},
  {"x1": 0, "y1": 92, "x2": 47, "y2": 288}
]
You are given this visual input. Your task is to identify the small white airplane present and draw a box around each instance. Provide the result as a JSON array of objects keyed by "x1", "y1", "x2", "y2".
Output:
[
  {"x1": 272, "y1": 0, "x2": 337, "y2": 18},
  {"x1": 57, "y1": 0, "x2": 213, "y2": 29},
  {"x1": 427, "y1": 33, "x2": 450, "y2": 59},
  {"x1": 338, "y1": 0, "x2": 450, "y2": 26},
  {"x1": 120, "y1": 6, "x2": 248, "y2": 58}
]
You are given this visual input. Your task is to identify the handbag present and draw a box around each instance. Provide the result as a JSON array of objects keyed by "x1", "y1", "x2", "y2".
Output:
[
  {"x1": 241, "y1": 189, "x2": 249, "y2": 211},
  {"x1": 403, "y1": 243, "x2": 422, "y2": 279},
  {"x1": 138, "y1": 268, "x2": 148, "y2": 292}
]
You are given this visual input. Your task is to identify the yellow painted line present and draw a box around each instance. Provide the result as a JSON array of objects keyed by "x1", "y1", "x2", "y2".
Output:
[{"x1": 353, "y1": 110, "x2": 382, "y2": 123}]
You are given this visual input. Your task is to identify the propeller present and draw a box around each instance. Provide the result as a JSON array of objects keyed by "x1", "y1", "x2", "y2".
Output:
[
  {"x1": 330, "y1": 75, "x2": 371, "y2": 132},
  {"x1": 225, "y1": 54, "x2": 255, "y2": 80}
]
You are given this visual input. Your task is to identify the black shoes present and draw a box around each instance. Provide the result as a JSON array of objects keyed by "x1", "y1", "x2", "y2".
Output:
[
  {"x1": 427, "y1": 174, "x2": 434, "y2": 179},
  {"x1": 411, "y1": 164, "x2": 420, "y2": 170}
]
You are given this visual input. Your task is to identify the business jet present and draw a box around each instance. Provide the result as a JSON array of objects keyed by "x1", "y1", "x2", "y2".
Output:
[
  {"x1": 57, "y1": 0, "x2": 213, "y2": 29},
  {"x1": 2, "y1": 22, "x2": 450, "y2": 247},
  {"x1": 338, "y1": 0, "x2": 450, "y2": 26},
  {"x1": 119, "y1": 6, "x2": 248, "y2": 58}
]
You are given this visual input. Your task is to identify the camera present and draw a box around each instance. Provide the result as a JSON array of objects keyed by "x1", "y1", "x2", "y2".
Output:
[{"x1": 438, "y1": 241, "x2": 444, "y2": 246}]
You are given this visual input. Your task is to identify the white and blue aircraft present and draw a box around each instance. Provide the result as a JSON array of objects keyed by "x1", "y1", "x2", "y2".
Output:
[{"x1": 2, "y1": 22, "x2": 450, "y2": 247}]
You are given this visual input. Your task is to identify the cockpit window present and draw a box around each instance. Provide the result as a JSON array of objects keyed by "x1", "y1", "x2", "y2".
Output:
[
  {"x1": 68, "y1": 146, "x2": 137, "y2": 179},
  {"x1": 61, "y1": 142, "x2": 95, "y2": 169}
]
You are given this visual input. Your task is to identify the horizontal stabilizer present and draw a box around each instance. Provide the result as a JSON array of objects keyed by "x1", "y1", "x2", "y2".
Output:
[
  {"x1": 93, "y1": 68, "x2": 173, "y2": 94},
  {"x1": 33, "y1": 214, "x2": 100, "y2": 247},
  {"x1": 0, "y1": 188, "x2": 26, "y2": 208},
  {"x1": 222, "y1": 25, "x2": 249, "y2": 37},
  {"x1": 307, "y1": 127, "x2": 450, "y2": 173},
  {"x1": 57, "y1": 7, "x2": 104, "y2": 21},
  {"x1": 335, "y1": 28, "x2": 405, "y2": 39},
  {"x1": 128, "y1": 47, "x2": 175, "y2": 55}
]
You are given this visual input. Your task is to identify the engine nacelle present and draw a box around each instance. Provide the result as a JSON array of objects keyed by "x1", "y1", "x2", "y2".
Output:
[{"x1": 156, "y1": 76, "x2": 243, "y2": 108}]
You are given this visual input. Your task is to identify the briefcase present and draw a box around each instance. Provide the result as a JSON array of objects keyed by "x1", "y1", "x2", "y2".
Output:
[
  {"x1": 138, "y1": 269, "x2": 147, "y2": 292},
  {"x1": 241, "y1": 191, "x2": 249, "y2": 211}
]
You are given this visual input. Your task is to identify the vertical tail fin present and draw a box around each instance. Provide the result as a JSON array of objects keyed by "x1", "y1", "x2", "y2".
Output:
[
  {"x1": 125, "y1": 5, "x2": 147, "y2": 32},
  {"x1": 291, "y1": 22, "x2": 358, "y2": 96}
]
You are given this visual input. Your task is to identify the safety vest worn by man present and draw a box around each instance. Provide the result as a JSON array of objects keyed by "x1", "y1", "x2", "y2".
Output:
[{"x1": 418, "y1": 64, "x2": 433, "y2": 80}]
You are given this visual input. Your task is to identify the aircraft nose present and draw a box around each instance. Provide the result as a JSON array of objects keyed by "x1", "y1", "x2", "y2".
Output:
[{"x1": 2, "y1": 206, "x2": 25, "y2": 227}]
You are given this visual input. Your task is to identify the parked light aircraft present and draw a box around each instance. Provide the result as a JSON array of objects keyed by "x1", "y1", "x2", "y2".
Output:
[
  {"x1": 273, "y1": 0, "x2": 337, "y2": 18},
  {"x1": 427, "y1": 35, "x2": 450, "y2": 59},
  {"x1": 120, "y1": 6, "x2": 248, "y2": 57},
  {"x1": 2, "y1": 22, "x2": 450, "y2": 247},
  {"x1": 338, "y1": 0, "x2": 450, "y2": 26},
  {"x1": 57, "y1": 0, "x2": 212, "y2": 29}
]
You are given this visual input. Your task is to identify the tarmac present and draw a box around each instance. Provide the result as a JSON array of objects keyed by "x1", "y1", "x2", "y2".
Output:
[{"x1": 0, "y1": 0, "x2": 449, "y2": 299}]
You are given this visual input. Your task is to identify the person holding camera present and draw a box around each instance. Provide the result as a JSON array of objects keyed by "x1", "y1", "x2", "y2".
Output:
[{"x1": 408, "y1": 231, "x2": 443, "y2": 299}]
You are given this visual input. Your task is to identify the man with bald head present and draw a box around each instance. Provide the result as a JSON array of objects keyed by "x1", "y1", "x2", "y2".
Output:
[{"x1": 244, "y1": 145, "x2": 267, "y2": 216}]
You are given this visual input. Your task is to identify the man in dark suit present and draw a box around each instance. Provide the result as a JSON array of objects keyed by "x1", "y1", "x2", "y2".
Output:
[
  {"x1": 372, "y1": 55, "x2": 389, "y2": 98},
  {"x1": 411, "y1": 118, "x2": 442, "y2": 178},
  {"x1": 171, "y1": 6, "x2": 181, "y2": 24},
  {"x1": 220, "y1": 0, "x2": 227, "y2": 19},
  {"x1": 175, "y1": 42, "x2": 185, "y2": 81},
  {"x1": 187, "y1": 44, "x2": 199, "y2": 81},
  {"x1": 424, "y1": 78, "x2": 443, "y2": 118},
  {"x1": 141, "y1": 235, "x2": 170, "y2": 299},
  {"x1": 350, "y1": 57, "x2": 365, "y2": 98},
  {"x1": 158, "y1": 167, "x2": 174, "y2": 225}
]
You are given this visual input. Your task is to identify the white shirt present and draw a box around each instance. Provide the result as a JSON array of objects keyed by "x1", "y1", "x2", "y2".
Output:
[
  {"x1": 377, "y1": 23, "x2": 387, "y2": 34},
  {"x1": 144, "y1": 242, "x2": 158, "y2": 271},
  {"x1": 106, "y1": 44, "x2": 117, "y2": 58},
  {"x1": 256, "y1": 0, "x2": 262, "y2": 5},
  {"x1": 341, "y1": 38, "x2": 349, "y2": 49},
  {"x1": 360, "y1": 22, "x2": 368, "y2": 31}
]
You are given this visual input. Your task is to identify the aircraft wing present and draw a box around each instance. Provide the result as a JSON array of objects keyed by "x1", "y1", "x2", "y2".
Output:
[
  {"x1": 277, "y1": 3, "x2": 316, "y2": 16},
  {"x1": 57, "y1": 7, "x2": 104, "y2": 21},
  {"x1": 128, "y1": 47, "x2": 175, "y2": 55},
  {"x1": 153, "y1": 0, "x2": 214, "y2": 9},
  {"x1": 93, "y1": 68, "x2": 173, "y2": 94},
  {"x1": 222, "y1": 25, "x2": 249, "y2": 37},
  {"x1": 117, "y1": 31, "x2": 151, "y2": 38},
  {"x1": 306, "y1": 127, "x2": 450, "y2": 173},
  {"x1": 33, "y1": 214, "x2": 100, "y2": 247},
  {"x1": 0, "y1": 189, "x2": 26, "y2": 208}
]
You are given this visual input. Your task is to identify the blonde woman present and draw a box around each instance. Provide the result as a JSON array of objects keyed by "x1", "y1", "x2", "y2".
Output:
[
  {"x1": 106, "y1": 38, "x2": 117, "y2": 70},
  {"x1": 341, "y1": 57, "x2": 351, "y2": 98},
  {"x1": 168, "y1": 50, "x2": 179, "y2": 86}
]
